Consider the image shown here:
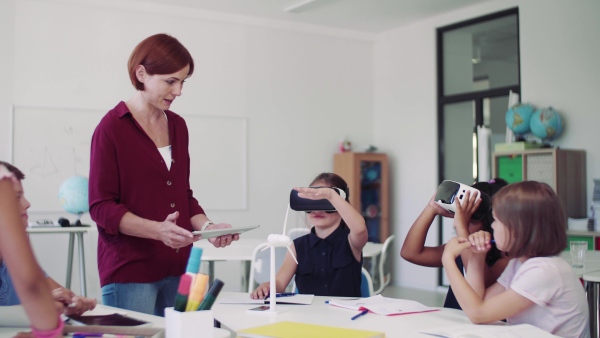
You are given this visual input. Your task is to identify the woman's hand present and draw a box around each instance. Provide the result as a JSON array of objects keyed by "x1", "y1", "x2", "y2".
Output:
[
  {"x1": 427, "y1": 194, "x2": 455, "y2": 218},
  {"x1": 156, "y1": 211, "x2": 194, "y2": 249},
  {"x1": 207, "y1": 223, "x2": 239, "y2": 248},
  {"x1": 442, "y1": 237, "x2": 472, "y2": 262},
  {"x1": 251, "y1": 282, "x2": 270, "y2": 300},
  {"x1": 295, "y1": 187, "x2": 335, "y2": 200},
  {"x1": 467, "y1": 230, "x2": 493, "y2": 254}
]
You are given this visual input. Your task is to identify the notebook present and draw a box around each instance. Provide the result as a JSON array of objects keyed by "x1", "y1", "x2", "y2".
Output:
[{"x1": 327, "y1": 295, "x2": 437, "y2": 316}]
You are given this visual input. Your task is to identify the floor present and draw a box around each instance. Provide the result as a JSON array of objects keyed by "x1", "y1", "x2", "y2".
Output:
[{"x1": 380, "y1": 285, "x2": 447, "y2": 308}]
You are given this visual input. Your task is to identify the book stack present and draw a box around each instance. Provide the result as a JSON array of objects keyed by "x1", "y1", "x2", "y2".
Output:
[{"x1": 494, "y1": 142, "x2": 541, "y2": 152}]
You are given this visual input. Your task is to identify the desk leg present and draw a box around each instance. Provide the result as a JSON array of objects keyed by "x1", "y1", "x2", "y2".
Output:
[
  {"x1": 587, "y1": 280, "x2": 599, "y2": 338},
  {"x1": 66, "y1": 233, "x2": 75, "y2": 290},
  {"x1": 76, "y1": 232, "x2": 87, "y2": 297}
]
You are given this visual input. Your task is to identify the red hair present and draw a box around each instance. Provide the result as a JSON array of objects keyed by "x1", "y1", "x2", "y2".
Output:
[{"x1": 128, "y1": 34, "x2": 194, "y2": 91}]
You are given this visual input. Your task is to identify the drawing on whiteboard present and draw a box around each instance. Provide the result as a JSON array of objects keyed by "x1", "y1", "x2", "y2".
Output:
[{"x1": 30, "y1": 147, "x2": 58, "y2": 177}]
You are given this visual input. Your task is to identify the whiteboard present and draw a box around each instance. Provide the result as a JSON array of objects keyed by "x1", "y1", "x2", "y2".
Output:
[{"x1": 12, "y1": 106, "x2": 247, "y2": 212}]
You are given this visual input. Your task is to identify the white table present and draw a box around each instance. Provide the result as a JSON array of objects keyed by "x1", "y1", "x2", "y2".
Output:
[
  {"x1": 195, "y1": 239, "x2": 383, "y2": 291},
  {"x1": 0, "y1": 304, "x2": 231, "y2": 338},
  {"x1": 212, "y1": 292, "x2": 487, "y2": 338},
  {"x1": 27, "y1": 225, "x2": 90, "y2": 296}
]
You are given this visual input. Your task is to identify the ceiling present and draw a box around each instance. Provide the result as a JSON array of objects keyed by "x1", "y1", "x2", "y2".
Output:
[{"x1": 139, "y1": 0, "x2": 493, "y2": 33}]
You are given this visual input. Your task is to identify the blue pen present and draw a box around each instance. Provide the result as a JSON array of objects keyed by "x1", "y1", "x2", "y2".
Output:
[{"x1": 351, "y1": 309, "x2": 369, "y2": 320}]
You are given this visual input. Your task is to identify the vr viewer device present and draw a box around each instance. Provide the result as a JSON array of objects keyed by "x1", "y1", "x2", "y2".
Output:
[
  {"x1": 289, "y1": 187, "x2": 348, "y2": 212},
  {"x1": 434, "y1": 180, "x2": 491, "y2": 220}
]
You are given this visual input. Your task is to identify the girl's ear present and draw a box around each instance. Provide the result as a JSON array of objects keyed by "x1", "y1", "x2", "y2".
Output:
[{"x1": 135, "y1": 65, "x2": 147, "y2": 83}]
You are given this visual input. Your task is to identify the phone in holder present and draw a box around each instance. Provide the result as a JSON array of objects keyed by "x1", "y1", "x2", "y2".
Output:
[
  {"x1": 434, "y1": 180, "x2": 490, "y2": 220},
  {"x1": 248, "y1": 305, "x2": 270, "y2": 311}
]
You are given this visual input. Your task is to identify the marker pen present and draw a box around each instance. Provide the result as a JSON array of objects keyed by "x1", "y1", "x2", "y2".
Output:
[
  {"x1": 185, "y1": 273, "x2": 209, "y2": 311},
  {"x1": 185, "y1": 247, "x2": 203, "y2": 292},
  {"x1": 174, "y1": 273, "x2": 192, "y2": 312},
  {"x1": 197, "y1": 279, "x2": 224, "y2": 311}
]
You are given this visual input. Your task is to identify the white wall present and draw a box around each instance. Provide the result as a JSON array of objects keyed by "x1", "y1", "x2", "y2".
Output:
[
  {"x1": 1, "y1": 0, "x2": 374, "y2": 299},
  {"x1": 374, "y1": 0, "x2": 600, "y2": 290}
]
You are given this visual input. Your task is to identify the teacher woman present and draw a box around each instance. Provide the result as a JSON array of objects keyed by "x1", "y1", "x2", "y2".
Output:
[{"x1": 89, "y1": 33, "x2": 238, "y2": 316}]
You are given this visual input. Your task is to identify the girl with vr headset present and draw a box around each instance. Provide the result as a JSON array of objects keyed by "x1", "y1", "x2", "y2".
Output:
[
  {"x1": 443, "y1": 181, "x2": 588, "y2": 337},
  {"x1": 251, "y1": 172, "x2": 368, "y2": 299},
  {"x1": 401, "y1": 178, "x2": 509, "y2": 309}
]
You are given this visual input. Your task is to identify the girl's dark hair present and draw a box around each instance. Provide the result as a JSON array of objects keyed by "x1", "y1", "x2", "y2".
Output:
[
  {"x1": 0, "y1": 161, "x2": 25, "y2": 180},
  {"x1": 310, "y1": 172, "x2": 350, "y2": 202},
  {"x1": 128, "y1": 34, "x2": 194, "y2": 91},
  {"x1": 471, "y1": 178, "x2": 508, "y2": 265},
  {"x1": 310, "y1": 172, "x2": 351, "y2": 229},
  {"x1": 492, "y1": 181, "x2": 566, "y2": 257}
]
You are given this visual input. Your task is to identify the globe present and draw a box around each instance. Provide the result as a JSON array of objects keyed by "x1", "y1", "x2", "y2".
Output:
[
  {"x1": 505, "y1": 103, "x2": 535, "y2": 135},
  {"x1": 530, "y1": 107, "x2": 564, "y2": 141},
  {"x1": 58, "y1": 175, "x2": 89, "y2": 215}
]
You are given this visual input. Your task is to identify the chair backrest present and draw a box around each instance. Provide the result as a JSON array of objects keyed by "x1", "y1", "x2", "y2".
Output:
[
  {"x1": 287, "y1": 227, "x2": 310, "y2": 240},
  {"x1": 361, "y1": 267, "x2": 374, "y2": 297},
  {"x1": 247, "y1": 242, "x2": 289, "y2": 293},
  {"x1": 373, "y1": 235, "x2": 395, "y2": 295}
]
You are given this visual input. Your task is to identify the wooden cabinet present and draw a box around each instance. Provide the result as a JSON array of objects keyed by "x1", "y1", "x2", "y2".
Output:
[
  {"x1": 334, "y1": 152, "x2": 389, "y2": 243},
  {"x1": 492, "y1": 148, "x2": 587, "y2": 218}
]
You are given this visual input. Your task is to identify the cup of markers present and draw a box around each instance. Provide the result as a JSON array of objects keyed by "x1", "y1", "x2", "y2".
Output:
[{"x1": 174, "y1": 247, "x2": 225, "y2": 312}]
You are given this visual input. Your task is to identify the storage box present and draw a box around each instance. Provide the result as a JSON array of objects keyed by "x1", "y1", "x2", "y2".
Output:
[{"x1": 497, "y1": 155, "x2": 523, "y2": 184}]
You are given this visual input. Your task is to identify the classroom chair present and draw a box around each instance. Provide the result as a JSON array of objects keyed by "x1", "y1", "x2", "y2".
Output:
[
  {"x1": 361, "y1": 267, "x2": 374, "y2": 297},
  {"x1": 373, "y1": 235, "x2": 395, "y2": 295},
  {"x1": 287, "y1": 227, "x2": 310, "y2": 240},
  {"x1": 248, "y1": 242, "x2": 292, "y2": 293}
]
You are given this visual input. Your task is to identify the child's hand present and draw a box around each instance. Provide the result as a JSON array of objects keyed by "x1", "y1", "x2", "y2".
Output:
[
  {"x1": 295, "y1": 187, "x2": 335, "y2": 200},
  {"x1": 468, "y1": 230, "x2": 493, "y2": 254},
  {"x1": 427, "y1": 194, "x2": 455, "y2": 218},
  {"x1": 442, "y1": 237, "x2": 472, "y2": 261},
  {"x1": 454, "y1": 191, "x2": 481, "y2": 228},
  {"x1": 251, "y1": 282, "x2": 270, "y2": 299},
  {"x1": 63, "y1": 296, "x2": 97, "y2": 316},
  {"x1": 51, "y1": 287, "x2": 76, "y2": 306}
]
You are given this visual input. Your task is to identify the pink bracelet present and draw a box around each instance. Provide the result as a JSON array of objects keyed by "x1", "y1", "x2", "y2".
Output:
[{"x1": 31, "y1": 317, "x2": 64, "y2": 338}]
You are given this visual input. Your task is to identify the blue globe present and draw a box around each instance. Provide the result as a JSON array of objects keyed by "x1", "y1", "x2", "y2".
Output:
[
  {"x1": 530, "y1": 107, "x2": 564, "y2": 141},
  {"x1": 58, "y1": 176, "x2": 89, "y2": 215},
  {"x1": 506, "y1": 103, "x2": 535, "y2": 135}
]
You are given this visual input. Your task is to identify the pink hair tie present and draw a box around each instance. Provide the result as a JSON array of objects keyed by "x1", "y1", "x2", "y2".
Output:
[
  {"x1": 488, "y1": 179, "x2": 496, "y2": 184},
  {"x1": 31, "y1": 317, "x2": 64, "y2": 338}
]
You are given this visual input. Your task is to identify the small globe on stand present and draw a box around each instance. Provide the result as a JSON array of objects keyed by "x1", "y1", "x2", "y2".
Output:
[
  {"x1": 58, "y1": 175, "x2": 89, "y2": 226},
  {"x1": 530, "y1": 107, "x2": 564, "y2": 146},
  {"x1": 505, "y1": 103, "x2": 536, "y2": 139}
]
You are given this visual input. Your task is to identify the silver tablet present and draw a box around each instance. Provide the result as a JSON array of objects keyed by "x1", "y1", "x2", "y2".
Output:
[{"x1": 192, "y1": 225, "x2": 260, "y2": 239}]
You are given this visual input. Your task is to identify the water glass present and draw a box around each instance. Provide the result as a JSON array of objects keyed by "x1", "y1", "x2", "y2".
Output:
[{"x1": 570, "y1": 241, "x2": 588, "y2": 270}]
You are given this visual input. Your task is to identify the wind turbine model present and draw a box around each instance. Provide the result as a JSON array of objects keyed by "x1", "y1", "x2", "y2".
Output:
[{"x1": 255, "y1": 204, "x2": 298, "y2": 315}]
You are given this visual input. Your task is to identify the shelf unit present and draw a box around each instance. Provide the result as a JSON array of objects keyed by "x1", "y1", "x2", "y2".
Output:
[
  {"x1": 492, "y1": 148, "x2": 587, "y2": 218},
  {"x1": 333, "y1": 152, "x2": 389, "y2": 243},
  {"x1": 567, "y1": 230, "x2": 600, "y2": 251}
]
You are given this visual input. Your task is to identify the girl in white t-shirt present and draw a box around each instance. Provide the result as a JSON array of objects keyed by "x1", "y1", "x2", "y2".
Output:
[{"x1": 442, "y1": 181, "x2": 589, "y2": 338}]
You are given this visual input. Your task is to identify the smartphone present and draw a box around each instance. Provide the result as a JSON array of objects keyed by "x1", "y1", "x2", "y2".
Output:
[{"x1": 248, "y1": 305, "x2": 270, "y2": 311}]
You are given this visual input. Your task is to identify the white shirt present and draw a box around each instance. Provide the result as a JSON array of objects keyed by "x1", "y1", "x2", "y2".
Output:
[{"x1": 498, "y1": 256, "x2": 590, "y2": 338}]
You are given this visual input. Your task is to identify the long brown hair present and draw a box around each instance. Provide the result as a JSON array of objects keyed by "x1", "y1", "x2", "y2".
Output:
[{"x1": 492, "y1": 181, "x2": 566, "y2": 257}]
